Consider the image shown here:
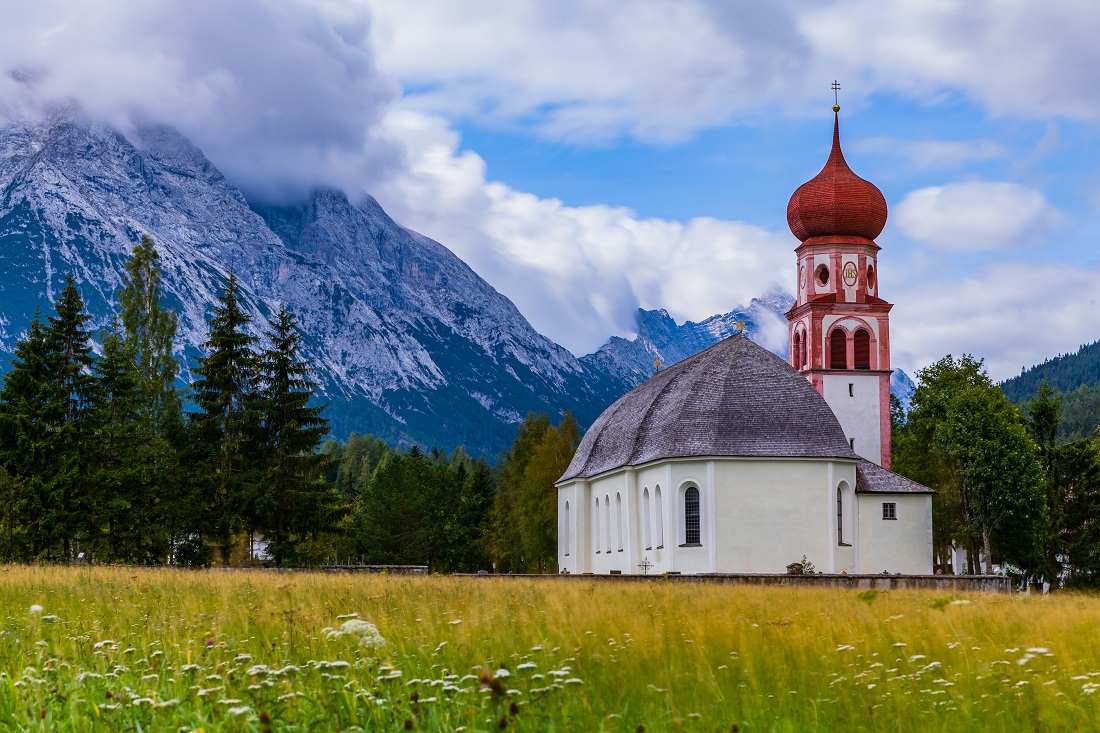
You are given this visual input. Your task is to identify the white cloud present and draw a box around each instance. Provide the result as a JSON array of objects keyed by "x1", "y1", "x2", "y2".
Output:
[
  {"x1": 888, "y1": 260, "x2": 1100, "y2": 382},
  {"x1": 893, "y1": 182, "x2": 1058, "y2": 252},
  {"x1": 854, "y1": 137, "x2": 1007, "y2": 170},
  {"x1": 0, "y1": 0, "x2": 400, "y2": 202},
  {"x1": 366, "y1": 0, "x2": 1100, "y2": 143},
  {"x1": 369, "y1": 111, "x2": 791, "y2": 355}
]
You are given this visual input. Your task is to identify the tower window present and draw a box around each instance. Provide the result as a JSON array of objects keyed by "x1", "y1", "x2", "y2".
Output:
[
  {"x1": 854, "y1": 329, "x2": 871, "y2": 369},
  {"x1": 829, "y1": 328, "x2": 847, "y2": 369},
  {"x1": 867, "y1": 263, "x2": 877, "y2": 289},
  {"x1": 792, "y1": 331, "x2": 801, "y2": 369},
  {"x1": 850, "y1": 438, "x2": 855, "y2": 450},
  {"x1": 848, "y1": 383, "x2": 854, "y2": 397},
  {"x1": 816, "y1": 264, "x2": 830, "y2": 286}
]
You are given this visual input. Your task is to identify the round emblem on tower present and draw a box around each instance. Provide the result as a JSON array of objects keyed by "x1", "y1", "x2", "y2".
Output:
[{"x1": 843, "y1": 261, "x2": 857, "y2": 286}]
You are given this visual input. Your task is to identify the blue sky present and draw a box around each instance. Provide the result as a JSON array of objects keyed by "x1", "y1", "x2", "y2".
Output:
[{"x1": 3, "y1": 0, "x2": 1099, "y2": 381}]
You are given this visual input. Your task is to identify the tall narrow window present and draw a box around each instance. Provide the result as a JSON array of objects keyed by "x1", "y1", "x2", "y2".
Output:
[
  {"x1": 616, "y1": 493, "x2": 624, "y2": 552},
  {"x1": 604, "y1": 494, "x2": 612, "y2": 553},
  {"x1": 801, "y1": 332, "x2": 808, "y2": 368},
  {"x1": 854, "y1": 329, "x2": 871, "y2": 370},
  {"x1": 564, "y1": 501, "x2": 570, "y2": 556},
  {"x1": 643, "y1": 488, "x2": 652, "y2": 550},
  {"x1": 837, "y1": 488, "x2": 843, "y2": 545},
  {"x1": 655, "y1": 486, "x2": 665, "y2": 548},
  {"x1": 684, "y1": 487, "x2": 701, "y2": 545},
  {"x1": 830, "y1": 328, "x2": 847, "y2": 369},
  {"x1": 594, "y1": 498, "x2": 601, "y2": 553},
  {"x1": 792, "y1": 331, "x2": 801, "y2": 369}
]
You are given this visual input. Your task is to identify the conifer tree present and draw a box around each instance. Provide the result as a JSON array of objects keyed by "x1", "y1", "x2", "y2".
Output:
[
  {"x1": 45, "y1": 276, "x2": 96, "y2": 560},
  {"x1": 254, "y1": 306, "x2": 335, "y2": 565},
  {"x1": 0, "y1": 310, "x2": 53, "y2": 558},
  {"x1": 191, "y1": 271, "x2": 260, "y2": 561}
]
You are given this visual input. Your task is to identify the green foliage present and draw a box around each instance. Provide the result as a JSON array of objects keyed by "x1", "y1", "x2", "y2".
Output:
[
  {"x1": 896, "y1": 355, "x2": 1045, "y2": 575},
  {"x1": 1001, "y1": 338, "x2": 1100, "y2": 402},
  {"x1": 253, "y1": 306, "x2": 335, "y2": 567},
  {"x1": 491, "y1": 412, "x2": 579, "y2": 573}
]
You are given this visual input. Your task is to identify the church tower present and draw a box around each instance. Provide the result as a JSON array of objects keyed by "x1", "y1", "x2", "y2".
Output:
[{"x1": 785, "y1": 103, "x2": 893, "y2": 468}]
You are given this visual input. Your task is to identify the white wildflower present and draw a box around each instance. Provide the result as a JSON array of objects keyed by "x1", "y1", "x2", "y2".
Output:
[{"x1": 29, "y1": 605, "x2": 43, "y2": 614}]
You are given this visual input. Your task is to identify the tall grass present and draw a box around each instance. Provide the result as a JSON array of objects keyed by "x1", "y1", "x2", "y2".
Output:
[{"x1": 0, "y1": 567, "x2": 1096, "y2": 731}]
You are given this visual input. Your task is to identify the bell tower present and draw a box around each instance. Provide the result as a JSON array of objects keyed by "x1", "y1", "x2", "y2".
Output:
[{"x1": 784, "y1": 97, "x2": 893, "y2": 468}]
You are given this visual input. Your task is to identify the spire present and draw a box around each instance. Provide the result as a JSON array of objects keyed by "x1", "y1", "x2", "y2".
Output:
[{"x1": 785, "y1": 98, "x2": 888, "y2": 243}]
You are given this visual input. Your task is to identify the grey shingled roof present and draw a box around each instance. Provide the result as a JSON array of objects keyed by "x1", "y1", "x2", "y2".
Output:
[
  {"x1": 560, "y1": 334, "x2": 859, "y2": 481},
  {"x1": 856, "y1": 459, "x2": 935, "y2": 494}
]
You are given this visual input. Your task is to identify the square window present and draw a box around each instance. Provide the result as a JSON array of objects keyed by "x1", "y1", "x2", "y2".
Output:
[{"x1": 882, "y1": 502, "x2": 897, "y2": 520}]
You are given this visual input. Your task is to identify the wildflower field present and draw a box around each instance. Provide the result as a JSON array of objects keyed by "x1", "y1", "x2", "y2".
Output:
[{"x1": 0, "y1": 568, "x2": 1097, "y2": 731}]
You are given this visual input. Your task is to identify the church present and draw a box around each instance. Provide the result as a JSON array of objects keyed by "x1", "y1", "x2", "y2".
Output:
[{"x1": 555, "y1": 105, "x2": 934, "y2": 576}]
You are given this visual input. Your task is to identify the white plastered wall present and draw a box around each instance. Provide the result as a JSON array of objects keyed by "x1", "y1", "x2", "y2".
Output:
[
  {"x1": 856, "y1": 493, "x2": 933, "y2": 574},
  {"x1": 822, "y1": 373, "x2": 882, "y2": 464}
]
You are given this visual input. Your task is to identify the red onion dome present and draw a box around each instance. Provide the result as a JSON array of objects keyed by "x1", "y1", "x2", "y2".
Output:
[{"x1": 787, "y1": 112, "x2": 887, "y2": 242}]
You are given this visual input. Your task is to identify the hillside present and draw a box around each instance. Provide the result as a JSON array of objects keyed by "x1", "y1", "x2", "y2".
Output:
[
  {"x1": 1000, "y1": 339, "x2": 1100, "y2": 402},
  {"x1": 1001, "y1": 340, "x2": 1100, "y2": 442}
]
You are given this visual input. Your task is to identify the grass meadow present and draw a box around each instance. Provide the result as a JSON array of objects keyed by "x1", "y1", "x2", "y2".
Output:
[{"x1": 0, "y1": 568, "x2": 1097, "y2": 731}]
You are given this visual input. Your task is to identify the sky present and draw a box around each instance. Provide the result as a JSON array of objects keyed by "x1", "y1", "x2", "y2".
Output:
[{"x1": 2, "y1": 0, "x2": 1100, "y2": 382}]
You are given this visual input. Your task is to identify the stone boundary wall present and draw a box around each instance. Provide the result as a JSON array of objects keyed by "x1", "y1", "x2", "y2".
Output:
[{"x1": 455, "y1": 572, "x2": 1011, "y2": 594}]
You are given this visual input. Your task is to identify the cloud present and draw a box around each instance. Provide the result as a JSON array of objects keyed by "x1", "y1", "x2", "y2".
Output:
[
  {"x1": 893, "y1": 182, "x2": 1059, "y2": 252},
  {"x1": 854, "y1": 137, "x2": 1008, "y2": 170},
  {"x1": 0, "y1": 0, "x2": 400, "y2": 202},
  {"x1": 365, "y1": 0, "x2": 817, "y2": 142},
  {"x1": 369, "y1": 111, "x2": 792, "y2": 355},
  {"x1": 887, "y1": 260, "x2": 1100, "y2": 383}
]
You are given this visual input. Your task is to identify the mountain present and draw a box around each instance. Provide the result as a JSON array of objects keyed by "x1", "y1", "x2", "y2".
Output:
[
  {"x1": 1000, "y1": 339, "x2": 1100, "y2": 403},
  {"x1": 0, "y1": 111, "x2": 624, "y2": 455},
  {"x1": 1000, "y1": 339, "x2": 1100, "y2": 443},
  {"x1": 582, "y1": 293, "x2": 917, "y2": 409}
]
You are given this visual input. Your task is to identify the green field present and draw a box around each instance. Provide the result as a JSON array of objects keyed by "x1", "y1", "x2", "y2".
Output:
[{"x1": 0, "y1": 568, "x2": 1097, "y2": 731}]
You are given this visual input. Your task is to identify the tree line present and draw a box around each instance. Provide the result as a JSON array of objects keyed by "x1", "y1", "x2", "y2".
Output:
[
  {"x1": 0, "y1": 236, "x2": 579, "y2": 571},
  {"x1": 894, "y1": 355, "x2": 1100, "y2": 588}
]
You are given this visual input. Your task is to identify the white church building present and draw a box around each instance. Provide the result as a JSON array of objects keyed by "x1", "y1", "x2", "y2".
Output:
[{"x1": 555, "y1": 106, "x2": 934, "y2": 576}]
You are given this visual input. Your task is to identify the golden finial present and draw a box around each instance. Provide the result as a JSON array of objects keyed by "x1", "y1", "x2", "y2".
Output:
[
  {"x1": 736, "y1": 320, "x2": 746, "y2": 334},
  {"x1": 653, "y1": 358, "x2": 662, "y2": 372},
  {"x1": 831, "y1": 80, "x2": 841, "y2": 112}
]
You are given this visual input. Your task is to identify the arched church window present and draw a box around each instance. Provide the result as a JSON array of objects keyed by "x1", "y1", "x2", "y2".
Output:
[
  {"x1": 837, "y1": 487, "x2": 843, "y2": 545},
  {"x1": 564, "y1": 501, "x2": 570, "y2": 556},
  {"x1": 654, "y1": 486, "x2": 664, "y2": 548},
  {"x1": 792, "y1": 331, "x2": 801, "y2": 369},
  {"x1": 684, "y1": 487, "x2": 701, "y2": 545},
  {"x1": 854, "y1": 329, "x2": 871, "y2": 370},
  {"x1": 594, "y1": 497, "x2": 601, "y2": 553},
  {"x1": 867, "y1": 263, "x2": 876, "y2": 290},
  {"x1": 816, "y1": 264, "x2": 829, "y2": 286},
  {"x1": 616, "y1": 493, "x2": 624, "y2": 552},
  {"x1": 604, "y1": 494, "x2": 612, "y2": 554},
  {"x1": 643, "y1": 488, "x2": 652, "y2": 550},
  {"x1": 830, "y1": 328, "x2": 848, "y2": 369}
]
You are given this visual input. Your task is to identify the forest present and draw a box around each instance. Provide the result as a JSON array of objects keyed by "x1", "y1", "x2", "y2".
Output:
[
  {"x1": 893, "y1": 356, "x2": 1100, "y2": 588},
  {"x1": 0, "y1": 237, "x2": 576, "y2": 571}
]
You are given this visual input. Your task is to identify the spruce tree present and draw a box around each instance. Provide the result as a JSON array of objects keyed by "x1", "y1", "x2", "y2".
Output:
[
  {"x1": 254, "y1": 306, "x2": 334, "y2": 566},
  {"x1": 0, "y1": 310, "x2": 54, "y2": 559},
  {"x1": 45, "y1": 276, "x2": 96, "y2": 560},
  {"x1": 191, "y1": 271, "x2": 260, "y2": 562}
]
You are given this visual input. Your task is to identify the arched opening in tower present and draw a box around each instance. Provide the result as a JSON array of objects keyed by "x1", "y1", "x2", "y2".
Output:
[
  {"x1": 854, "y1": 329, "x2": 871, "y2": 370},
  {"x1": 829, "y1": 328, "x2": 847, "y2": 369}
]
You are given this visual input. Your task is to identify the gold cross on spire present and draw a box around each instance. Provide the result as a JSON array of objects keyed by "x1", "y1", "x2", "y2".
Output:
[{"x1": 831, "y1": 80, "x2": 841, "y2": 112}]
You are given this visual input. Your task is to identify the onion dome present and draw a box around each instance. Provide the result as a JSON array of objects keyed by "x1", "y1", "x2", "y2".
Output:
[
  {"x1": 559, "y1": 335, "x2": 857, "y2": 481},
  {"x1": 786, "y1": 111, "x2": 887, "y2": 242}
]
